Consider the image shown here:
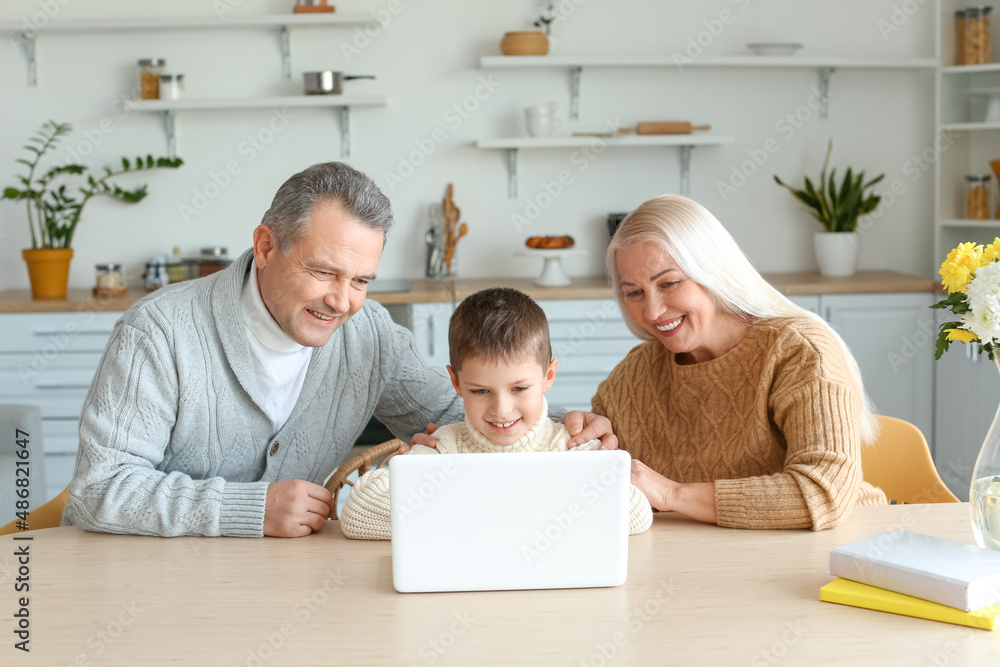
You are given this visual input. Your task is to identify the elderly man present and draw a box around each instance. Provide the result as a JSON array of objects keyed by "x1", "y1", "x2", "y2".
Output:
[{"x1": 66, "y1": 162, "x2": 612, "y2": 538}]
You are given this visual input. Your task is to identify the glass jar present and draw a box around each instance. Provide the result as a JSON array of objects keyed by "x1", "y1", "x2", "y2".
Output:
[
  {"x1": 957, "y1": 10, "x2": 967, "y2": 65},
  {"x1": 94, "y1": 263, "x2": 126, "y2": 297},
  {"x1": 138, "y1": 58, "x2": 166, "y2": 100},
  {"x1": 967, "y1": 174, "x2": 991, "y2": 220},
  {"x1": 159, "y1": 73, "x2": 184, "y2": 100},
  {"x1": 198, "y1": 247, "x2": 232, "y2": 277},
  {"x1": 965, "y1": 7, "x2": 992, "y2": 65}
]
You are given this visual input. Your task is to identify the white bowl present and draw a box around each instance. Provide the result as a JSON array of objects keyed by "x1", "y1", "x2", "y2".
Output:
[{"x1": 747, "y1": 42, "x2": 803, "y2": 56}]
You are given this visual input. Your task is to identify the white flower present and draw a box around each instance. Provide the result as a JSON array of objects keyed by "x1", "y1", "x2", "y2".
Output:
[{"x1": 963, "y1": 261, "x2": 1000, "y2": 345}]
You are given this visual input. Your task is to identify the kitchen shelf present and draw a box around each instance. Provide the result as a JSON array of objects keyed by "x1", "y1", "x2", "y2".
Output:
[
  {"x1": 939, "y1": 219, "x2": 1000, "y2": 228},
  {"x1": 134, "y1": 95, "x2": 388, "y2": 159},
  {"x1": 1, "y1": 13, "x2": 370, "y2": 86},
  {"x1": 476, "y1": 134, "x2": 735, "y2": 199},
  {"x1": 940, "y1": 121, "x2": 1000, "y2": 131},
  {"x1": 479, "y1": 55, "x2": 937, "y2": 120},
  {"x1": 940, "y1": 63, "x2": 1000, "y2": 74}
]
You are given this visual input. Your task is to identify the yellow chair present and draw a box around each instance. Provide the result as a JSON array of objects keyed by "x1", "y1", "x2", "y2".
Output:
[
  {"x1": 325, "y1": 439, "x2": 402, "y2": 520},
  {"x1": 862, "y1": 416, "x2": 959, "y2": 505},
  {"x1": 0, "y1": 487, "x2": 71, "y2": 536}
]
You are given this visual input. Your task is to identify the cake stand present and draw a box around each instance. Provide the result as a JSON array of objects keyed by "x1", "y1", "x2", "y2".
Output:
[{"x1": 516, "y1": 248, "x2": 586, "y2": 287}]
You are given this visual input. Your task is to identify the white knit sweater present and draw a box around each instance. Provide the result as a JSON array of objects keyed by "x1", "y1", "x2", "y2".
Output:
[{"x1": 340, "y1": 402, "x2": 653, "y2": 540}]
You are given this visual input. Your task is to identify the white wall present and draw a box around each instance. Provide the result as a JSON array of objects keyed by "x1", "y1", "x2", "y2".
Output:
[{"x1": 0, "y1": 0, "x2": 937, "y2": 291}]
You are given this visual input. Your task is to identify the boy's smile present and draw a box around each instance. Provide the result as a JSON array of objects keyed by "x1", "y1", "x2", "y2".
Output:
[{"x1": 448, "y1": 356, "x2": 558, "y2": 447}]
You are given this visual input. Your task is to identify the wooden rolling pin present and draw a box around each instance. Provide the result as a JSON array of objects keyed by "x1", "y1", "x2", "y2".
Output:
[
  {"x1": 572, "y1": 122, "x2": 711, "y2": 138},
  {"x1": 635, "y1": 122, "x2": 710, "y2": 135}
]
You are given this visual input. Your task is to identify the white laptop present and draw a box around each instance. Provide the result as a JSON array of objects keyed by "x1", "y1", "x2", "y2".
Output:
[{"x1": 389, "y1": 450, "x2": 631, "y2": 593}]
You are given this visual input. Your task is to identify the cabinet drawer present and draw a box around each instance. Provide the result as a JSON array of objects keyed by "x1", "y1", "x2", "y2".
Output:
[
  {"x1": 0, "y1": 353, "x2": 102, "y2": 419},
  {"x1": 0, "y1": 312, "x2": 121, "y2": 354},
  {"x1": 41, "y1": 419, "x2": 81, "y2": 455}
]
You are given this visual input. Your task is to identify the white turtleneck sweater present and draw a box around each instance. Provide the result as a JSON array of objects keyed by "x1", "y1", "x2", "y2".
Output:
[
  {"x1": 240, "y1": 262, "x2": 314, "y2": 432},
  {"x1": 340, "y1": 401, "x2": 653, "y2": 540}
]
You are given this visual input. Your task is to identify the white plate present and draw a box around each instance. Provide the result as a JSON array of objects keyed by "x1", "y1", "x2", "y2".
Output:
[{"x1": 747, "y1": 42, "x2": 803, "y2": 56}]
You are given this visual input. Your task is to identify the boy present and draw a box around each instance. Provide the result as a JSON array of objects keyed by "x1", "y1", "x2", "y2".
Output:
[{"x1": 340, "y1": 287, "x2": 652, "y2": 539}]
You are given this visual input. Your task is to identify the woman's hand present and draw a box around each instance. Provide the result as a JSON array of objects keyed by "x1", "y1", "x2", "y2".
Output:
[
  {"x1": 564, "y1": 411, "x2": 619, "y2": 450},
  {"x1": 631, "y1": 459, "x2": 718, "y2": 524}
]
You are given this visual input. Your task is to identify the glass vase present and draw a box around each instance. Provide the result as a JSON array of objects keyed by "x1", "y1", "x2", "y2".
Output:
[{"x1": 970, "y1": 355, "x2": 1000, "y2": 551}]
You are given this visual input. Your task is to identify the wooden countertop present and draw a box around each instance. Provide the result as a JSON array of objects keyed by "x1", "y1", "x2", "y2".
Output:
[{"x1": 0, "y1": 270, "x2": 938, "y2": 313}]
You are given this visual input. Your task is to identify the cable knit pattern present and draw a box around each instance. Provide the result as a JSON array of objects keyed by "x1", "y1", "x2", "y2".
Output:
[
  {"x1": 591, "y1": 317, "x2": 886, "y2": 531},
  {"x1": 64, "y1": 249, "x2": 464, "y2": 537},
  {"x1": 340, "y1": 401, "x2": 653, "y2": 539}
]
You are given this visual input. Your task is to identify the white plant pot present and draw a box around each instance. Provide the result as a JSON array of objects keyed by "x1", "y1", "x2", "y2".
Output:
[{"x1": 814, "y1": 232, "x2": 859, "y2": 277}]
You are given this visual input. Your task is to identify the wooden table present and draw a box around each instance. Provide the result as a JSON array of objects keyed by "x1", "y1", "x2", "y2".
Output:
[{"x1": 2, "y1": 504, "x2": 996, "y2": 665}]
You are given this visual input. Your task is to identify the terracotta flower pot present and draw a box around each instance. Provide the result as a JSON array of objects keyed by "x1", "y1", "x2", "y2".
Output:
[
  {"x1": 500, "y1": 31, "x2": 549, "y2": 56},
  {"x1": 22, "y1": 248, "x2": 74, "y2": 299}
]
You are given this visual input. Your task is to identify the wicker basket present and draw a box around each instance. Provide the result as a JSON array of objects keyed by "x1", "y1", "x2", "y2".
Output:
[{"x1": 500, "y1": 31, "x2": 549, "y2": 56}]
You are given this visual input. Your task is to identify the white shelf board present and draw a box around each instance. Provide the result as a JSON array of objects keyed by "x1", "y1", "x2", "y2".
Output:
[
  {"x1": 477, "y1": 134, "x2": 735, "y2": 150},
  {"x1": 940, "y1": 63, "x2": 1000, "y2": 75},
  {"x1": 940, "y1": 121, "x2": 1000, "y2": 131},
  {"x1": 479, "y1": 55, "x2": 938, "y2": 70},
  {"x1": 134, "y1": 95, "x2": 387, "y2": 111},
  {"x1": 939, "y1": 219, "x2": 1000, "y2": 228},
  {"x1": 0, "y1": 13, "x2": 369, "y2": 33}
]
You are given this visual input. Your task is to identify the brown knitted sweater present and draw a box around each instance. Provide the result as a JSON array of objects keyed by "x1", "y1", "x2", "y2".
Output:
[{"x1": 592, "y1": 316, "x2": 887, "y2": 531}]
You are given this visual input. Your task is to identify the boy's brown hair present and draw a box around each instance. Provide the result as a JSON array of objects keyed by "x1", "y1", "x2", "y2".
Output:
[{"x1": 448, "y1": 287, "x2": 551, "y2": 371}]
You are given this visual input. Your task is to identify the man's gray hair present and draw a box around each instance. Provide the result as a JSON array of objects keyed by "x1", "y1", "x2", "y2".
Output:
[{"x1": 261, "y1": 162, "x2": 393, "y2": 254}]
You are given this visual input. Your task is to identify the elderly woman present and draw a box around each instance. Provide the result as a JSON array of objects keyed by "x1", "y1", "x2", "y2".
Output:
[{"x1": 595, "y1": 195, "x2": 886, "y2": 530}]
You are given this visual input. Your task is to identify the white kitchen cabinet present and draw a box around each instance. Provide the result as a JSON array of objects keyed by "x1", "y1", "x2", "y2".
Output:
[
  {"x1": 820, "y1": 293, "x2": 935, "y2": 444},
  {"x1": 0, "y1": 311, "x2": 122, "y2": 502},
  {"x1": 540, "y1": 299, "x2": 638, "y2": 412},
  {"x1": 933, "y1": 314, "x2": 1000, "y2": 501},
  {"x1": 408, "y1": 302, "x2": 456, "y2": 372},
  {"x1": 787, "y1": 295, "x2": 820, "y2": 314}
]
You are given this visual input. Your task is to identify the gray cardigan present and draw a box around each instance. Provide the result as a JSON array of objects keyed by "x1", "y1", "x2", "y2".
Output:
[{"x1": 64, "y1": 249, "x2": 463, "y2": 537}]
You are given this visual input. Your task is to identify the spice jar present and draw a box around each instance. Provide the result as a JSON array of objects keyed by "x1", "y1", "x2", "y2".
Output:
[
  {"x1": 159, "y1": 73, "x2": 184, "y2": 100},
  {"x1": 197, "y1": 247, "x2": 232, "y2": 277},
  {"x1": 957, "y1": 10, "x2": 967, "y2": 65},
  {"x1": 965, "y1": 7, "x2": 992, "y2": 65},
  {"x1": 967, "y1": 175, "x2": 991, "y2": 220},
  {"x1": 93, "y1": 263, "x2": 127, "y2": 298},
  {"x1": 138, "y1": 58, "x2": 166, "y2": 100}
]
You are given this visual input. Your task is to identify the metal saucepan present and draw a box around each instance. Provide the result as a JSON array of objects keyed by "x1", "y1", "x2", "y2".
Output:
[{"x1": 303, "y1": 71, "x2": 375, "y2": 95}]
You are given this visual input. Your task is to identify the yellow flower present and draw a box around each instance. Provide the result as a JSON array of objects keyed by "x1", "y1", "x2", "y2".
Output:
[
  {"x1": 946, "y1": 328, "x2": 979, "y2": 343},
  {"x1": 939, "y1": 242, "x2": 984, "y2": 293},
  {"x1": 983, "y1": 237, "x2": 1000, "y2": 266}
]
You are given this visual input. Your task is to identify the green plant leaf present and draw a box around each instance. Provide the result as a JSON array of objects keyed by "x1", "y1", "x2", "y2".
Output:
[{"x1": 122, "y1": 157, "x2": 130, "y2": 170}]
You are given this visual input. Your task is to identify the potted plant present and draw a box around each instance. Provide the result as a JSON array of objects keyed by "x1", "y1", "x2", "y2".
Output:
[
  {"x1": 2, "y1": 120, "x2": 182, "y2": 298},
  {"x1": 774, "y1": 141, "x2": 884, "y2": 277},
  {"x1": 500, "y1": 2, "x2": 555, "y2": 56}
]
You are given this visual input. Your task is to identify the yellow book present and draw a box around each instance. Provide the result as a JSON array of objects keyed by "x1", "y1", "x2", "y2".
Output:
[{"x1": 820, "y1": 578, "x2": 1000, "y2": 631}]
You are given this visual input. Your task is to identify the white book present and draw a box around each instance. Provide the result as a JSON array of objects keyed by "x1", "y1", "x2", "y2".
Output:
[{"x1": 829, "y1": 529, "x2": 1000, "y2": 612}]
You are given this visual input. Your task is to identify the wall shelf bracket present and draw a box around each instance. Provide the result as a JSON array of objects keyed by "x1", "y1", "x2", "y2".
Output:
[
  {"x1": 280, "y1": 25, "x2": 292, "y2": 80},
  {"x1": 15, "y1": 31, "x2": 37, "y2": 87},
  {"x1": 164, "y1": 110, "x2": 177, "y2": 159},
  {"x1": 680, "y1": 145, "x2": 693, "y2": 196},
  {"x1": 569, "y1": 66, "x2": 582, "y2": 120},
  {"x1": 819, "y1": 67, "x2": 836, "y2": 120},
  {"x1": 339, "y1": 106, "x2": 351, "y2": 159},
  {"x1": 506, "y1": 148, "x2": 519, "y2": 199}
]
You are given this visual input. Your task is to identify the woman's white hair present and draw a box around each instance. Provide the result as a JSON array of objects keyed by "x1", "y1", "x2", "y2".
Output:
[{"x1": 605, "y1": 194, "x2": 879, "y2": 444}]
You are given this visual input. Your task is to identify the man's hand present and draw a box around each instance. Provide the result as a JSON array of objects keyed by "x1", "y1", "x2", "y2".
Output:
[
  {"x1": 399, "y1": 423, "x2": 440, "y2": 454},
  {"x1": 564, "y1": 411, "x2": 619, "y2": 450},
  {"x1": 263, "y1": 480, "x2": 335, "y2": 537}
]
